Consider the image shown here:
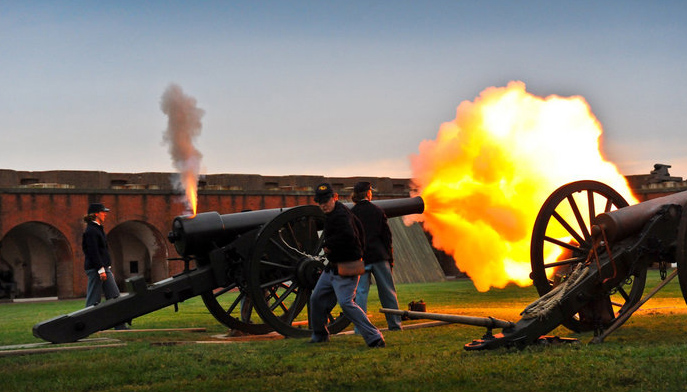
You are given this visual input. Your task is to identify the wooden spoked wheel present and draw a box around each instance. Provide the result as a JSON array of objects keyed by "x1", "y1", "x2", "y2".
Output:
[
  {"x1": 530, "y1": 180, "x2": 645, "y2": 332},
  {"x1": 200, "y1": 230, "x2": 276, "y2": 335},
  {"x1": 201, "y1": 282, "x2": 275, "y2": 335},
  {"x1": 246, "y1": 205, "x2": 350, "y2": 338}
]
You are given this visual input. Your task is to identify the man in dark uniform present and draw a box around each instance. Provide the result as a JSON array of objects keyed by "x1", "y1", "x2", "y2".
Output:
[
  {"x1": 309, "y1": 183, "x2": 385, "y2": 347},
  {"x1": 83, "y1": 202, "x2": 128, "y2": 329},
  {"x1": 351, "y1": 181, "x2": 402, "y2": 331}
]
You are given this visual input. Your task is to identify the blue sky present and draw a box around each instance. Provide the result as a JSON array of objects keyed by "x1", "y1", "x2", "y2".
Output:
[{"x1": 1, "y1": 1, "x2": 685, "y2": 179}]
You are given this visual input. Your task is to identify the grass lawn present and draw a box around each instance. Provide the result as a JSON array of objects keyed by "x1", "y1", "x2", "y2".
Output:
[{"x1": 2, "y1": 271, "x2": 687, "y2": 392}]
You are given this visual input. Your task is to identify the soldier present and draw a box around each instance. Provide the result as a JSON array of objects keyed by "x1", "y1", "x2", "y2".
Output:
[
  {"x1": 308, "y1": 183, "x2": 385, "y2": 347},
  {"x1": 351, "y1": 181, "x2": 402, "y2": 331},
  {"x1": 82, "y1": 202, "x2": 128, "y2": 329}
]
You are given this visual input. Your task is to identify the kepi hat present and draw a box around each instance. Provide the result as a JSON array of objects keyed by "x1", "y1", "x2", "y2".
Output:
[
  {"x1": 314, "y1": 183, "x2": 334, "y2": 203},
  {"x1": 354, "y1": 181, "x2": 373, "y2": 193},
  {"x1": 87, "y1": 203, "x2": 110, "y2": 214}
]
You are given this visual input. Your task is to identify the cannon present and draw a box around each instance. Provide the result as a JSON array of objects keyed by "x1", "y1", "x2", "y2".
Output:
[
  {"x1": 33, "y1": 197, "x2": 424, "y2": 343},
  {"x1": 383, "y1": 180, "x2": 687, "y2": 350}
]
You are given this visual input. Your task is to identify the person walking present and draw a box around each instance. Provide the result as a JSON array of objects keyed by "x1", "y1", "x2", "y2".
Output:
[
  {"x1": 83, "y1": 202, "x2": 128, "y2": 329},
  {"x1": 309, "y1": 183, "x2": 385, "y2": 347},
  {"x1": 351, "y1": 181, "x2": 402, "y2": 331}
]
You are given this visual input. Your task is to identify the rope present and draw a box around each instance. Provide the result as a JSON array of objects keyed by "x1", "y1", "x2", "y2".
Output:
[
  {"x1": 277, "y1": 229, "x2": 326, "y2": 263},
  {"x1": 521, "y1": 263, "x2": 589, "y2": 320},
  {"x1": 586, "y1": 225, "x2": 617, "y2": 284},
  {"x1": 521, "y1": 224, "x2": 617, "y2": 320}
]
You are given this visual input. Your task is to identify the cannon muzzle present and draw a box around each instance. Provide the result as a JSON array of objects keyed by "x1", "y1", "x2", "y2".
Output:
[{"x1": 362, "y1": 196, "x2": 425, "y2": 219}]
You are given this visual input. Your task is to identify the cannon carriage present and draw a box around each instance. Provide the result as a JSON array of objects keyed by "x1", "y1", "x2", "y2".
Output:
[
  {"x1": 383, "y1": 180, "x2": 687, "y2": 350},
  {"x1": 33, "y1": 197, "x2": 424, "y2": 343}
]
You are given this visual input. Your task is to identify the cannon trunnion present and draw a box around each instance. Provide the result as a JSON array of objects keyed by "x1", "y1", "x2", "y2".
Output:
[{"x1": 34, "y1": 197, "x2": 424, "y2": 343}]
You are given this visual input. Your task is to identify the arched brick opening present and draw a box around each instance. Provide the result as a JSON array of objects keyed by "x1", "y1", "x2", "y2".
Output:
[
  {"x1": 0, "y1": 222, "x2": 73, "y2": 298},
  {"x1": 107, "y1": 220, "x2": 169, "y2": 291}
]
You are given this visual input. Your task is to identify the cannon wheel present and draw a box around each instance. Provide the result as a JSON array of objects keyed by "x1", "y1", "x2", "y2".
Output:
[
  {"x1": 530, "y1": 180, "x2": 646, "y2": 332},
  {"x1": 675, "y1": 202, "x2": 687, "y2": 305},
  {"x1": 201, "y1": 283, "x2": 275, "y2": 335},
  {"x1": 246, "y1": 205, "x2": 351, "y2": 337},
  {"x1": 200, "y1": 229, "x2": 276, "y2": 335}
]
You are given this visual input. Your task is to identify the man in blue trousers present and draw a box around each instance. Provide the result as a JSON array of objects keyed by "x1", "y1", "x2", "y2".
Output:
[
  {"x1": 82, "y1": 202, "x2": 128, "y2": 330},
  {"x1": 309, "y1": 183, "x2": 385, "y2": 348},
  {"x1": 351, "y1": 181, "x2": 402, "y2": 331}
]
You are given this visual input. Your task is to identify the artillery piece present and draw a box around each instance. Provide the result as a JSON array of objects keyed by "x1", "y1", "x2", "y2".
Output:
[
  {"x1": 383, "y1": 180, "x2": 687, "y2": 350},
  {"x1": 33, "y1": 197, "x2": 424, "y2": 343}
]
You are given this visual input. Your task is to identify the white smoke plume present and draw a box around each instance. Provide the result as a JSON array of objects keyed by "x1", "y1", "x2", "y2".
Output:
[{"x1": 160, "y1": 83, "x2": 204, "y2": 215}]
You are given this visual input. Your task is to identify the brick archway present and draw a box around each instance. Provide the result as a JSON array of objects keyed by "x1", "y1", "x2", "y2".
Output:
[
  {"x1": 0, "y1": 221, "x2": 73, "y2": 298},
  {"x1": 108, "y1": 220, "x2": 170, "y2": 291}
]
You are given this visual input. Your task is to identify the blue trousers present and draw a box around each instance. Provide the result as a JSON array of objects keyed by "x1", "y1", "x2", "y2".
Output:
[
  {"x1": 355, "y1": 260, "x2": 402, "y2": 330},
  {"x1": 310, "y1": 270, "x2": 384, "y2": 345},
  {"x1": 85, "y1": 268, "x2": 121, "y2": 307}
]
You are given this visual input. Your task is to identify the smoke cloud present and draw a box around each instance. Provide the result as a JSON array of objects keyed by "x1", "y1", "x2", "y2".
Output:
[{"x1": 160, "y1": 83, "x2": 204, "y2": 214}]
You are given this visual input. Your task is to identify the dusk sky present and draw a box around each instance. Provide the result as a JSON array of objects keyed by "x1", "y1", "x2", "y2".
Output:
[{"x1": 2, "y1": 1, "x2": 685, "y2": 179}]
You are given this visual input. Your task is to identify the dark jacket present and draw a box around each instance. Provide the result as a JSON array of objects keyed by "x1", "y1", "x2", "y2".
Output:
[
  {"x1": 83, "y1": 221, "x2": 112, "y2": 271},
  {"x1": 351, "y1": 199, "x2": 393, "y2": 265},
  {"x1": 323, "y1": 201, "x2": 365, "y2": 265}
]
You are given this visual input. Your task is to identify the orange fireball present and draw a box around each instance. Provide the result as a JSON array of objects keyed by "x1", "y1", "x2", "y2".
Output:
[{"x1": 409, "y1": 81, "x2": 637, "y2": 292}]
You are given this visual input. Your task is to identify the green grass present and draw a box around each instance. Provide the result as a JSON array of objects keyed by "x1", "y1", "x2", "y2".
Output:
[{"x1": 2, "y1": 271, "x2": 687, "y2": 392}]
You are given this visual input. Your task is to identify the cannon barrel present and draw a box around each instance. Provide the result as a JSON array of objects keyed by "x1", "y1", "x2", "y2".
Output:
[
  {"x1": 593, "y1": 190, "x2": 687, "y2": 242},
  {"x1": 169, "y1": 196, "x2": 424, "y2": 258},
  {"x1": 361, "y1": 197, "x2": 425, "y2": 219}
]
